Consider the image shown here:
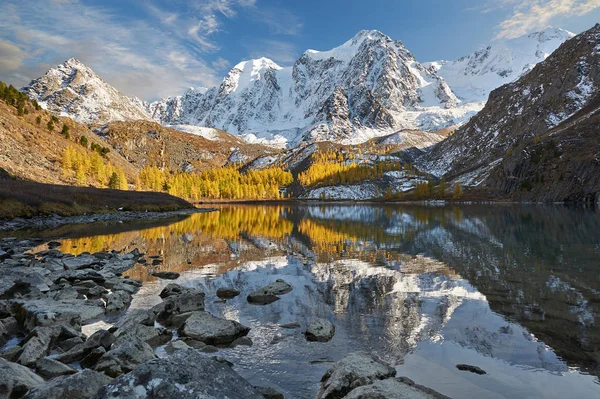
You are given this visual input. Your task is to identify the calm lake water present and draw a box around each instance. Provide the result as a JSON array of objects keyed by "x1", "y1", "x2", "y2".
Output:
[{"x1": 26, "y1": 204, "x2": 600, "y2": 398}]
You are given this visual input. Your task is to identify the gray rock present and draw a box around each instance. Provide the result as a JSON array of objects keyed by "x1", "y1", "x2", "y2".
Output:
[
  {"x1": 80, "y1": 347, "x2": 106, "y2": 369},
  {"x1": 181, "y1": 338, "x2": 207, "y2": 350},
  {"x1": 0, "y1": 358, "x2": 44, "y2": 398},
  {"x1": 35, "y1": 358, "x2": 77, "y2": 379},
  {"x1": 305, "y1": 317, "x2": 335, "y2": 342},
  {"x1": 18, "y1": 336, "x2": 50, "y2": 366},
  {"x1": 343, "y1": 377, "x2": 451, "y2": 399},
  {"x1": 56, "y1": 337, "x2": 84, "y2": 352},
  {"x1": 159, "y1": 283, "x2": 198, "y2": 299},
  {"x1": 95, "y1": 349, "x2": 262, "y2": 398},
  {"x1": 105, "y1": 290, "x2": 132, "y2": 313},
  {"x1": 231, "y1": 336, "x2": 253, "y2": 347},
  {"x1": 62, "y1": 255, "x2": 99, "y2": 270},
  {"x1": 25, "y1": 368, "x2": 111, "y2": 399},
  {"x1": 151, "y1": 292, "x2": 205, "y2": 324},
  {"x1": 2, "y1": 316, "x2": 19, "y2": 336},
  {"x1": 179, "y1": 311, "x2": 250, "y2": 345},
  {"x1": 164, "y1": 340, "x2": 190, "y2": 354},
  {"x1": 94, "y1": 336, "x2": 156, "y2": 377},
  {"x1": 85, "y1": 329, "x2": 116, "y2": 351},
  {"x1": 12, "y1": 298, "x2": 105, "y2": 331},
  {"x1": 247, "y1": 280, "x2": 292, "y2": 304},
  {"x1": 318, "y1": 352, "x2": 396, "y2": 399},
  {"x1": 456, "y1": 364, "x2": 486, "y2": 375},
  {"x1": 216, "y1": 287, "x2": 241, "y2": 299},
  {"x1": 51, "y1": 286, "x2": 80, "y2": 301},
  {"x1": 151, "y1": 272, "x2": 180, "y2": 280},
  {"x1": 0, "y1": 346, "x2": 23, "y2": 362},
  {"x1": 279, "y1": 322, "x2": 301, "y2": 329},
  {"x1": 254, "y1": 386, "x2": 285, "y2": 399}
]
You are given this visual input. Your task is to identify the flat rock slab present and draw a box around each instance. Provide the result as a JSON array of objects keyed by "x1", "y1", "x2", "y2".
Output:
[
  {"x1": 12, "y1": 298, "x2": 105, "y2": 332},
  {"x1": 179, "y1": 311, "x2": 250, "y2": 345},
  {"x1": 96, "y1": 349, "x2": 263, "y2": 399},
  {"x1": 159, "y1": 283, "x2": 199, "y2": 299},
  {"x1": 247, "y1": 280, "x2": 292, "y2": 305},
  {"x1": 344, "y1": 377, "x2": 451, "y2": 399},
  {"x1": 151, "y1": 292, "x2": 206, "y2": 324},
  {"x1": 318, "y1": 352, "x2": 396, "y2": 399},
  {"x1": 305, "y1": 317, "x2": 335, "y2": 342},
  {"x1": 35, "y1": 358, "x2": 77, "y2": 379},
  {"x1": 25, "y1": 368, "x2": 111, "y2": 399}
]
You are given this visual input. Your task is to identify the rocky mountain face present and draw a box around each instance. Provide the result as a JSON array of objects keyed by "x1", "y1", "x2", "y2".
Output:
[
  {"x1": 148, "y1": 31, "x2": 475, "y2": 147},
  {"x1": 426, "y1": 27, "x2": 574, "y2": 102},
  {"x1": 418, "y1": 24, "x2": 600, "y2": 202},
  {"x1": 22, "y1": 58, "x2": 151, "y2": 124}
]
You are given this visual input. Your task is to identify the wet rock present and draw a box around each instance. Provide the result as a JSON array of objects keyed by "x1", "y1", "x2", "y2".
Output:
[
  {"x1": 105, "y1": 290, "x2": 132, "y2": 313},
  {"x1": 47, "y1": 242, "x2": 61, "y2": 249},
  {"x1": 217, "y1": 287, "x2": 241, "y2": 299},
  {"x1": 96, "y1": 349, "x2": 263, "y2": 399},
  {"x1": 318, "y1": 352, "x2": 396, "y2": 399},
  {"x1": 200, "y1": 345, "x2": 219, "y2": 353},
  {"x1": 164, "y1": 340, "x2": 190, "y2": 354},
  {"x1": 159, "y1": 283, "x2": 198, "y2": 299},
  {"x1": 343, "y1": 377, "x2": 451, "y2": 399},
  {"x1": 456, "y1": 364, "x2": 487, "y2": 375},
  {"x1": 179, "y1": 311, "x2": 250, "y2": 345},
  {"x1": 152, "y1": 259, "x2": 163, "y2": 266},
  {"x1": 103, "y1": 278, "x2": 141, "y2": 294},
  {"x1": 51, "y1": 286, "x2": 80, "y2": 301},
  {"x1": 114, "y1": 323, "x2": 172, "y2": 348},
  {"x1": 231, "y1": 336, "x2": 253, "y2": 347},
  {"x1": 80, "y1": 347, "x2": 106, "y2": 369},
  {"x1": 211, "y1": 356, "x2": 233, "y2": 367},
  {"x1": 279, "y1": 322, "x2": 301, "y2": 329},
  {"x1": 34, "y1": 358, "x2": 77, "y2": 379},
  {"x1": 25, "y1": 368, "x2": 111, "y2": 399},
  {"x1": 305, "y1": 317, "x2": 335, "y2": 342},
  {"x1": 247, "y1": 280, "x2": 292, "y2": 305},
  {"x1": 151, "y1": 292, "x2": 205, "y2": 324},
  {"x1": 54, "y1": 329, "x2": 115, "y2": 364},
  {"x1": 0, "y1": 249, "x2": 10, "y2": 261},
  {"x1": 94, "y1": 336, "x2": 156, "y2": 377},
  {"x1": 151, "y1": 272, "x2": 180, "y2": 280},
  {"x1": 169, "y1": 312, "x2": 195, "y2": 329},
  {"x1": 0, "y1": 358, "x2": 44, "y2": 398},
  {"x1": 181, "y1": 338, "x2": 207, "y2": 350},
  {"x1": 254, "y1": 386, "x2": 285, "y2": 399}
]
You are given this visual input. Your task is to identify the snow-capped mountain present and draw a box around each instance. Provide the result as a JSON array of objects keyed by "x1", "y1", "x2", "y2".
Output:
[
  {"x1": 149, "y1": 31, "x2": 480, "y2": 148},
  {"x1": 418, "y1": 24, "x2": 600, "y2": 201},
  {"x1": 426, "y1": 27, "x2": 574, "y2": 102},
  {"x1": 22, "y1": 58, "x2": 151, "y2": 124}
]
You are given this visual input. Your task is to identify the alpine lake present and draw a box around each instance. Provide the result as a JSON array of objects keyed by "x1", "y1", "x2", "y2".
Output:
[{"x1": 7, "y1": 204, "x2": 600, "y2": 398}]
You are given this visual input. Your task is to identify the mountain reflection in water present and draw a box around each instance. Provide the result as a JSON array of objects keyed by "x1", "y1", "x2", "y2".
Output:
[{"x1": 48, "y1": 204, "x2": 600, "y2": 398}]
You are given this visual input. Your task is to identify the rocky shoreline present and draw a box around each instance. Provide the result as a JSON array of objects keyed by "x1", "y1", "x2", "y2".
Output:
[
  {"x1": 0, "y1": 208, "x2": 216, "y2": 232},
  {"x1": 0, "y1": 237, "x2": 449, "y2": 398}
]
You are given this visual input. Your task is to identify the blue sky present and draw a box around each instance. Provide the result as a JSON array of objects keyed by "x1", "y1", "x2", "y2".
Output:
[{"x1": 0, "y1": 0, "x2": 598, "y2": 100}]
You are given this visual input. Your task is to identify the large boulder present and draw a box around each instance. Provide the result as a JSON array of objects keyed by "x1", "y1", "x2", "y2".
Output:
[
  {"x1": 179, "y1": 311, "x2": 250, "y2": 345},
  {"x1": 318, "y1": 352, "x2": 396, "y2": 399},
  {"x1": 104, "y1": 291, "x2": 132, "y2": 313},
  {"x1": 159, "y1": 283, "x2": 198, "y2": 299},
  {"x1": 151, "y1": 292, "x2": 205, "y2": 324},
  {"x1": 95, "y1": 349, "x2": 262, "y2": 398},
  {"x1": 12, "y1": 299, "x2": 105, "y2": 332},
  {"x1": 247, "y1": 280, "x2": 292, "y2": 305},
  {"x1": 24, "y1": 369, "x2": 112, "y2": 399},
  {"x1": 216, "y1": 287, "x2": 241, "y2": 299},
  {"x1": 94, "y1": 336, "x2": 156, "y2": 377},
  {"x1": 343, "y1": 377, "x2": 450, "y2": 399},
  {"x1": 0, "y1": 358, "x2": 44, "y2": 398},
  {"x1": 305, "y1": 317, "x2": 335, "y2": 342}
]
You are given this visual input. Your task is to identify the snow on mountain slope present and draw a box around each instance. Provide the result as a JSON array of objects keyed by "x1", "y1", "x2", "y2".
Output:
[
  {"x1": 149, "y1": 30, "x2": 479, "y2": 148},
  {"x1": 22, "y1": 58, "x2": 151, "y2": 124},
  {"x1": 426, "y1": 28, "x2": 574, "y2": 103}
]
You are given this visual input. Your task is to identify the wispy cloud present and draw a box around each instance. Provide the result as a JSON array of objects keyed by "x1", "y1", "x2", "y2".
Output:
[
  {"x1": 246, "y1": 39, "x2": 298, "y2": 65},
  {"x1": 492, "y1": 0, "x2": 600, "y2": 39},
  {"x1": 212, "y1": 57, "x2": 231, "y2": 71},
  {"x1": 0, "y1": 0, "x2": 262, "y2": 99},
  {"x1": 247, "y1": 6, "x2": 303, "y2": 35}
]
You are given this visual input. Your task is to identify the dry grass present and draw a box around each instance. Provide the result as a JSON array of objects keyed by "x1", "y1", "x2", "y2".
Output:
[{"x1": 0, "y1": 180, "x2": 192, "y2": 219}]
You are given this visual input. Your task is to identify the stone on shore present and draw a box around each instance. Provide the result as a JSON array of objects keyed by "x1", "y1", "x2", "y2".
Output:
[
  {"x1": 305, "y1": 317, "x2": 335, "y2": 342},
  {"x1": 95, "y1": 349, "x2": 263, "y2": 399},
  {"x1": 151, "y1": 292, "x2": 206, "y2": 324},
  {"x1": 247, "y1": 280, "x2": 292, "y2": 305},
  {"x1": 179, "y1": 311, "x2": 250, "y2": 345},
  {"x1": 94, "y1": 336, "x2": 156, "y2": 377},
  {"x1": 35, "y1": 357, "x2": 78, "y2": 379},
  {"x1": 159, "y1": 283, "x2": 198, "y2": 299},
  {"x1": 343, "y1": 377, "x2": 451, "y2": 399},
  {"x1": 0, "y1": 358, "x2": 44, "y2": 398},
  {"x1": 25, "y1": 368, "x2": 111, "y2": 399},
  {"x1": 216, "y1": 287, "x2": 241, "y2": 299},
  {"x1": 151, "y1": 272, "x2": 180, "y2": 280},
  {"x1": 317, "y1": 352, "x2": 396, "y2": 399}
]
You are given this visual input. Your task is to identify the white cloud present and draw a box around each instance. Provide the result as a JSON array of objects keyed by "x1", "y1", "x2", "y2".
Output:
[
  {"x1": 494, "y1": 0, "x2": 600, "y2": 39},
  {"x1": 247, "y1": 6, "x2": 303, "y2": 35},
  {"x1": 212, "y1": 57, "x2": 231, "y2": 70},
  {"x1": 0, "y1": 39, "x2": 26, "y2": 71}
]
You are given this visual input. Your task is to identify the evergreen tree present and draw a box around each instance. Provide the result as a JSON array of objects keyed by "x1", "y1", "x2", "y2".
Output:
[
  {"x1": 79, "y1": 136, "x2": 88, "y2": 147},
  {"x1": 453, "y1": 182, "x2": 463, "y2": 200},
  {"x1": 47, "y1": 121, "x2": 54, "y2": 131},
  {"x1": 108, "y1": 172, "x2": 120, "y2": 189},
  {"x1": 35, "y1": 116, "x2": 41, "y2": 125}
]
